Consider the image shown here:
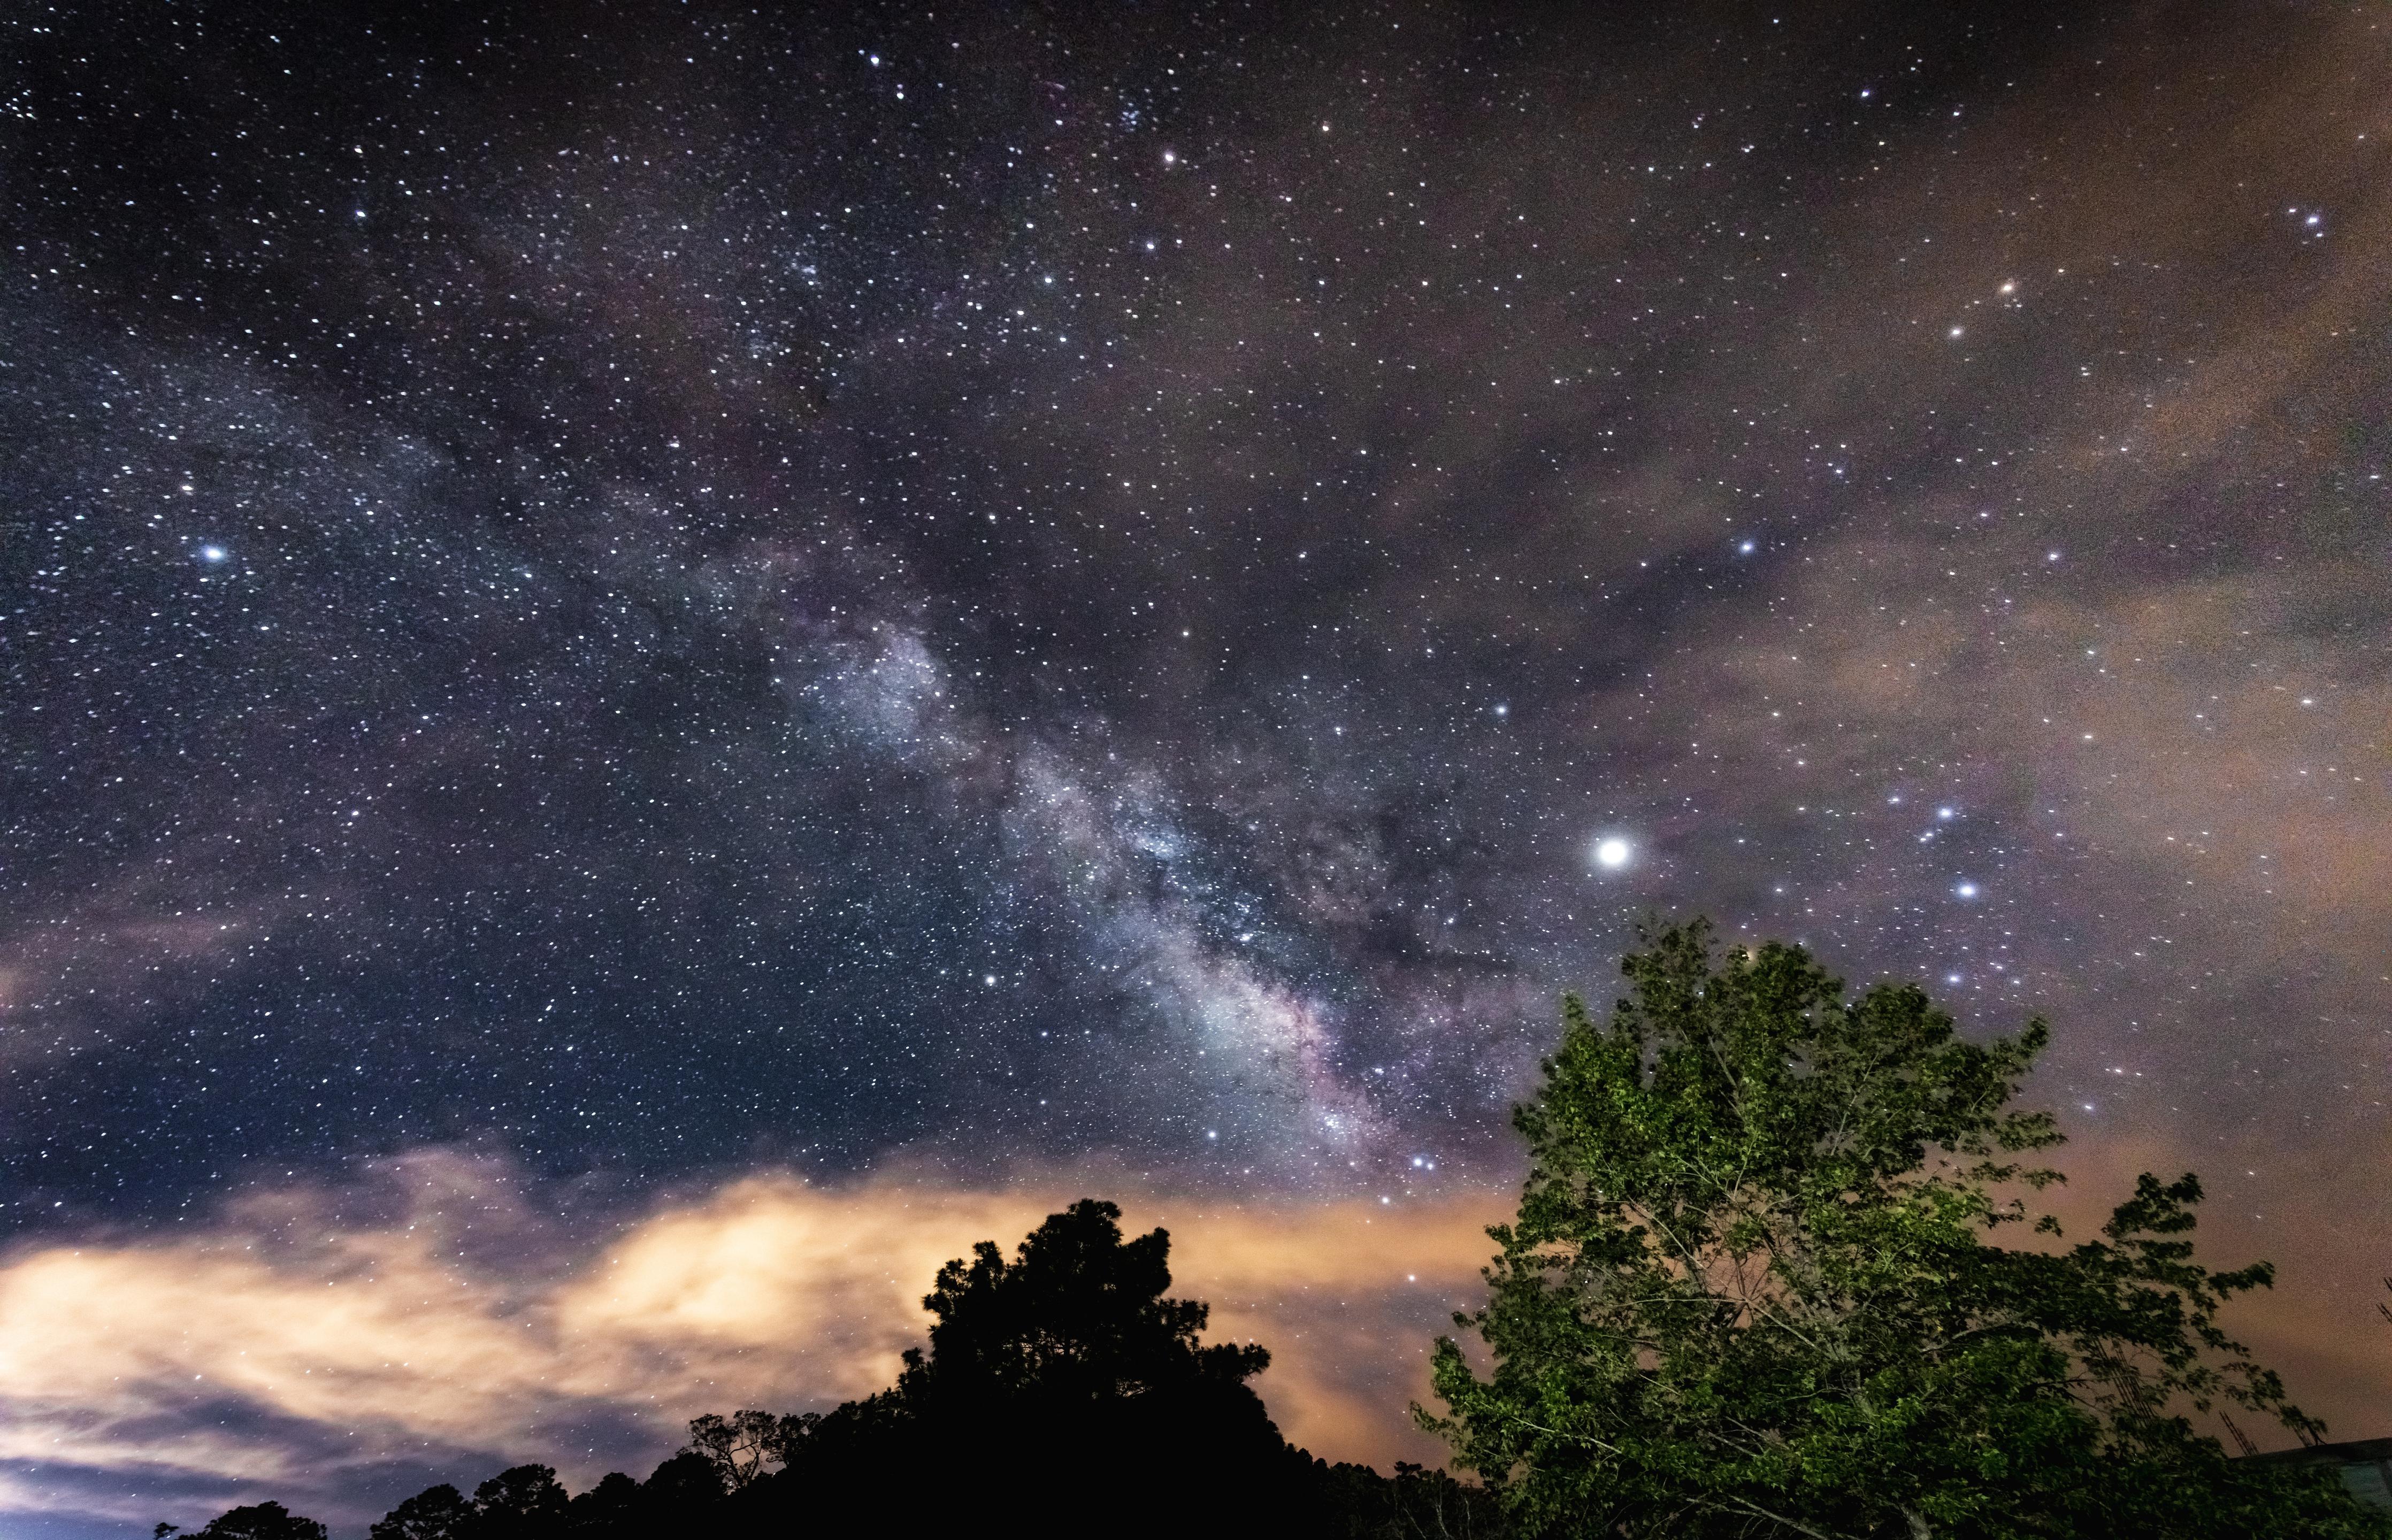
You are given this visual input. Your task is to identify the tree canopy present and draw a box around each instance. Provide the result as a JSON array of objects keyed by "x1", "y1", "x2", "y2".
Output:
[
  {"x1": 167, "y1": 1502, "x2": 328, "y2": 1540},
  {"x1": 277, "y1": 1197, "x2": 1483, "y2": 1540},
  {"x1": 896, "y1": 1195, "x2": 1271, "y2": 1407},
  {"x1": 742, "y1": 1197, "x2": 1328, "y2": 1535},
  {"x1": 1424, "y1": 920, "x2": 2386, "y2": 1539}
]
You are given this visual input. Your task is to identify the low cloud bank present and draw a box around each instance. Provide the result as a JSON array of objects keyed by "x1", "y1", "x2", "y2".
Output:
[{"x1": 0, "y1": 1153, "x2": 1499, "y2": 1531}]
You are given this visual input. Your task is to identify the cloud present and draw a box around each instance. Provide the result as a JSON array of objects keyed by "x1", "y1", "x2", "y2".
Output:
[
  {"x1": 0, "y1": 1152, "x2": 1499, "y2": 1530},
  {"x1": 1686, "y1": 537, "x2": 2392, "y2": 960},
  {"x1": 0, "y1": 887, "x2": 300, "y2": 1069}
]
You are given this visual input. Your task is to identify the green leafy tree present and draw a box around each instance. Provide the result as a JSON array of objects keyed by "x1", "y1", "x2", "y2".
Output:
[{"x1": 1424, "y1": 921, "x2": 2385, "y2": 1539}]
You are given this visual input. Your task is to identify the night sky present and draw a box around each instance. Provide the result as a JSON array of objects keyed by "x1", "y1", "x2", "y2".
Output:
[{"x1": 5, "y1": 3, "x2": 2389, "y2": 1535}]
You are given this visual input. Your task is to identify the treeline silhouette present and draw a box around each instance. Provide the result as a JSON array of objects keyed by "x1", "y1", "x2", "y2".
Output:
[
  {"x1": 165, "y1": 928, "x2": 2390, "y2": 1539},
  {"x1": 168, "y1": 1199, "x2": 1493, "y2": 1540}
]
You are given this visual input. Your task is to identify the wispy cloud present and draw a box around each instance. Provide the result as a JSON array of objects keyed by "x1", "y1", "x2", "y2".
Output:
[{"x1": 0, "y1": 1152, "x2": 1498, "y2": 1531}]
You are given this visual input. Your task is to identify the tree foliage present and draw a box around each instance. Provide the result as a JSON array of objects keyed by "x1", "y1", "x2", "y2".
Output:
[
  {"x1": 310, "y1": 1198, "x2": 1480, "y2": 1539},
  {"x1": 740, "y1": 1197, "x2": 1324, "y2": 1535},
  {"x1": 1424, "y1": 920, "x2": 2386, "y2": 1539},
  {"x1": 685, "y1": 1409, "x2": 794, "y2": 1491},
  {"x1": 355, "y1": 1467, "x2": 572, "y2": 1540},
  {"x1": 172, "y1": 1502, "x2": 329, "y2": 1540},
  {"x1": 899, "y1": 1195, "x2": 1272, "y2": 1406}
]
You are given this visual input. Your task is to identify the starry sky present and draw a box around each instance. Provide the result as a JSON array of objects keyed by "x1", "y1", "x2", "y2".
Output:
[{"x1": 4, "y1": 2, "x2": 2390, "y2": 1534}]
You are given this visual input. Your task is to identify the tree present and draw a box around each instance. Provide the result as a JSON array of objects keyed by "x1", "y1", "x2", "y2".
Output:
[
  {"x1": 369, "y1": 1466, "x2": 571, "y2": 1540},
  {"x1": 561, "y1": 1469, "x2": 644, "y2": 1530},
  {"x1": 1319, "y1": 1460, "x2": 1509, "y2": 1539},
  {"x1": 1424, "y1": 920, "x2": 2386, "y2": 1539},
  {"x1": 894, "y1": 1196, "x2": 1271, "y2": 1408},
  {"x1": 635, "y1": 1449, "x2": 726, "y2": 1512},
  {"x1": 285, "y1": 1198, "x2": 1491, "y2": 1540},
  {"x1": 468, "y1": 1465, "x2": 567, "y2": 1535},
  {"x1": 740, "y1": 1198, "x2": 1321, "y2": 1536},
  {"x1": 185, "y1": 1503, "x2": 329, "y2": 1540},
  {"x1": 366, "y1": 1483, "x2": 472, "y2": 1540},
  {"x1": 685, "y1": 1408, "x2": 797, "y2": 1490}
]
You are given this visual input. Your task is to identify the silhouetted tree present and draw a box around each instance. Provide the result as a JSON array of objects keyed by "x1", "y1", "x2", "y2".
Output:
[
  {"x1": 1318, "y1": 1460, "x2": 1507, "y2": 1538},
  {"x1": 338, "y1": 1198, "x2": 1505, "y2": 1539},
  {"x1": 732, "y1": 1198, "x2": 1340, "y2": 1536},
  {"x1": 366, "y1": 1483, "x2": 472, "y2": 1540},
  {"x1": 470, "y1": 1465, "x2": 569, "y2": 1534},
  {"x1": 1424, "y1": 920, "x2": 2386, "y2": 1539},
  {"x1": 899, "y1": 1196, "x2": 1270, "y2": 1406},
  {"x1": 685, "y1": 1408, "x2": 795, "y2": 1489},
  {"x1": 634, "y1": 1450, "x2": 725, "y2": 1515},
  {"x1": 184, "y1": 1502, "x2": 328, "y2": 1540},
  {"x1": 560, "y1": 1470, "x2": 642, "y2": 1531},
  {"x1": 375, "y1": 1450, "x2": 722, "y2": 1540}
]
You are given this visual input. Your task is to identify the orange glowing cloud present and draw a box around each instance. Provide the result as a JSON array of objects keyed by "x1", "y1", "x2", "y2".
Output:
[{"x1": 0, "y1": 1152, "x2": 1505, "y2": 1529}]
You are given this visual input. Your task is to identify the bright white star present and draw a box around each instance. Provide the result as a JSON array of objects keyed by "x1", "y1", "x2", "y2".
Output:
[{"x1": 1594, "y1": 837, "x2": 1632, "y2": 869}]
